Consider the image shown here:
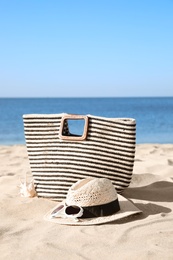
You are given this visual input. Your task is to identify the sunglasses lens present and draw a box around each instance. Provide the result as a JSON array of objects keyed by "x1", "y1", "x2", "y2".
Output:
[
  {"x1": 65, "y1": 205, "x2": 81, "y2": 215},
  {"x1": 51, "y1": 204, "x2": 64, "y2": 215}
]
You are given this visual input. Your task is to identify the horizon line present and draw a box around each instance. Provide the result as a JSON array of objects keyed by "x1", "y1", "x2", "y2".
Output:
[{"x1": 0, "y1": 96, "x2": 173, "y2": 99}]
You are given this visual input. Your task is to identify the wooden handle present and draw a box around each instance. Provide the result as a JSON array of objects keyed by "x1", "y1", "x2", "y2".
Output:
[{"x1": 59, "y1": 114, "x2": 89, "y2": 141}]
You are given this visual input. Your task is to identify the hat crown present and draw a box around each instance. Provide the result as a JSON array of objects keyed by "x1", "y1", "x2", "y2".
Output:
[{"x1": 66, "y1": 178, "x2": 118, "y2": 207}]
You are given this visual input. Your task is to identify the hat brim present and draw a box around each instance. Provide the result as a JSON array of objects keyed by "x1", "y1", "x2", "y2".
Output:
[{"x1": 44, "y1": 195, "x2": 142, "y2": 226}]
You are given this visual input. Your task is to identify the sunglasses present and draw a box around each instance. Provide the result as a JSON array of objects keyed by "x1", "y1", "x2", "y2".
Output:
[{"x1": 51, "y1": 204, "x2": 84, "y2": 220}]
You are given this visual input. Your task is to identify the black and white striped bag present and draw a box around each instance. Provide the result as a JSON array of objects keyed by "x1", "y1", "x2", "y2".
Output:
[{"x1": 23, "y1": 113, "x2": 136, "y2": 201}]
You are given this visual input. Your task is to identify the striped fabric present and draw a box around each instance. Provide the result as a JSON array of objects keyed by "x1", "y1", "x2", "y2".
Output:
[{"x1": 23, "y1": 113, "x2": 136, "y2": 201}]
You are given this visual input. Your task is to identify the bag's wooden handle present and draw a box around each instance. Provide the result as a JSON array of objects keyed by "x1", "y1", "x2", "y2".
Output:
[{"x1": 59, "y1": 114, "x2": 89, "y2": 141}]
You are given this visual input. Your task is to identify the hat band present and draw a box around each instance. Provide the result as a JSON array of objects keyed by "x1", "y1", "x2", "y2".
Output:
[{"x1": 67, "y1": 198, "x2": 120, "y2": 219}]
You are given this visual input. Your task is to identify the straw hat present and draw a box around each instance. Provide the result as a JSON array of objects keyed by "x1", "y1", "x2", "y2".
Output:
[{"x1": 44, "y1": 178, "x2": 141, "y2": 226}]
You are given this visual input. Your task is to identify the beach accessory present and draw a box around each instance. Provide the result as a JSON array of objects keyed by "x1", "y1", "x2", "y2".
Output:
[
  {"x1": 51, "y1": 204, "x2": 84, "y2": 220},
  {"x1": 23, "y1": 113, "x2": 136, "y2": 201},
  {"x1": 44, "y1": 178, "x2": 141, "y2": 225}
]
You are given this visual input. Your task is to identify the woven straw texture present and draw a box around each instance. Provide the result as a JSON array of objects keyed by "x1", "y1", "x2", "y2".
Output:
[
  {"x1": 23, "y1": 113, "x2": 136, "y2": 201},
  {"x1": 44, "y1": 194, "x2": 141, "y2": 226},
  {"x1": 66, "y1": 178, "x2": 118, "y2": 207}
]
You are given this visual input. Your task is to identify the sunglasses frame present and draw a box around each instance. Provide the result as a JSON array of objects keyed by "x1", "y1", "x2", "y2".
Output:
[{"x1": 51, "y1": 204, "x2": 84, "y2": 220}]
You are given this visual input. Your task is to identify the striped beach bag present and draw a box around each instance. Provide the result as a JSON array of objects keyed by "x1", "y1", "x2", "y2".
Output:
[{"x1": 23, "y1": 113, "x2": 136, "y2": 201}]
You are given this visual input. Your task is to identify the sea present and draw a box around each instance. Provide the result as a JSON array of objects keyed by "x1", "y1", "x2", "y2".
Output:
[{"x1": 0, "y1": 97, "x2": 173, "y2": 145}]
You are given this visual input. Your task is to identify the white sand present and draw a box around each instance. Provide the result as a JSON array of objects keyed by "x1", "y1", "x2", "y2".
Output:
[{"x1": 0, "y1": 144, "x2": 173, "y2": 259}]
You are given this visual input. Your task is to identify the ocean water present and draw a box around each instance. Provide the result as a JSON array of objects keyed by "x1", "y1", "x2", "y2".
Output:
[{"x1": 0, "y1": 97, "x2": 173, "y2": 144}]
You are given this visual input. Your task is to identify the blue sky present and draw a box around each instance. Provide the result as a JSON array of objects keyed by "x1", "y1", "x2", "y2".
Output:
[{"x1": 0, "y1": 0, "x2": 173, "y2": 97}]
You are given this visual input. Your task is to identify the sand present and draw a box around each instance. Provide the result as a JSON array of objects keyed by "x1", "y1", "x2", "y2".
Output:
[{"x1": 0, "y1": 144, "x2": 173, "y2": 259}]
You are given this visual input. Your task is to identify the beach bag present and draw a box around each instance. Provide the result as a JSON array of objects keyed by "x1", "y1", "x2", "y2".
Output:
[{"x1": 23, "y1": 113, "x2": 136, "y2": 201}]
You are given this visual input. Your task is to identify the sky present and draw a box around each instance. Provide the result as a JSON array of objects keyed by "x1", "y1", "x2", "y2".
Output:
[{"x1": 0, "y1": 0, "x2": 173, "y2": 97}]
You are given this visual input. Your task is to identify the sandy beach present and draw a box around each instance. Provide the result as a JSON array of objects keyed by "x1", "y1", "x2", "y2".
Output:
[{"x1": 0, "y1": 144, "x2": 173, "y2": 259}]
